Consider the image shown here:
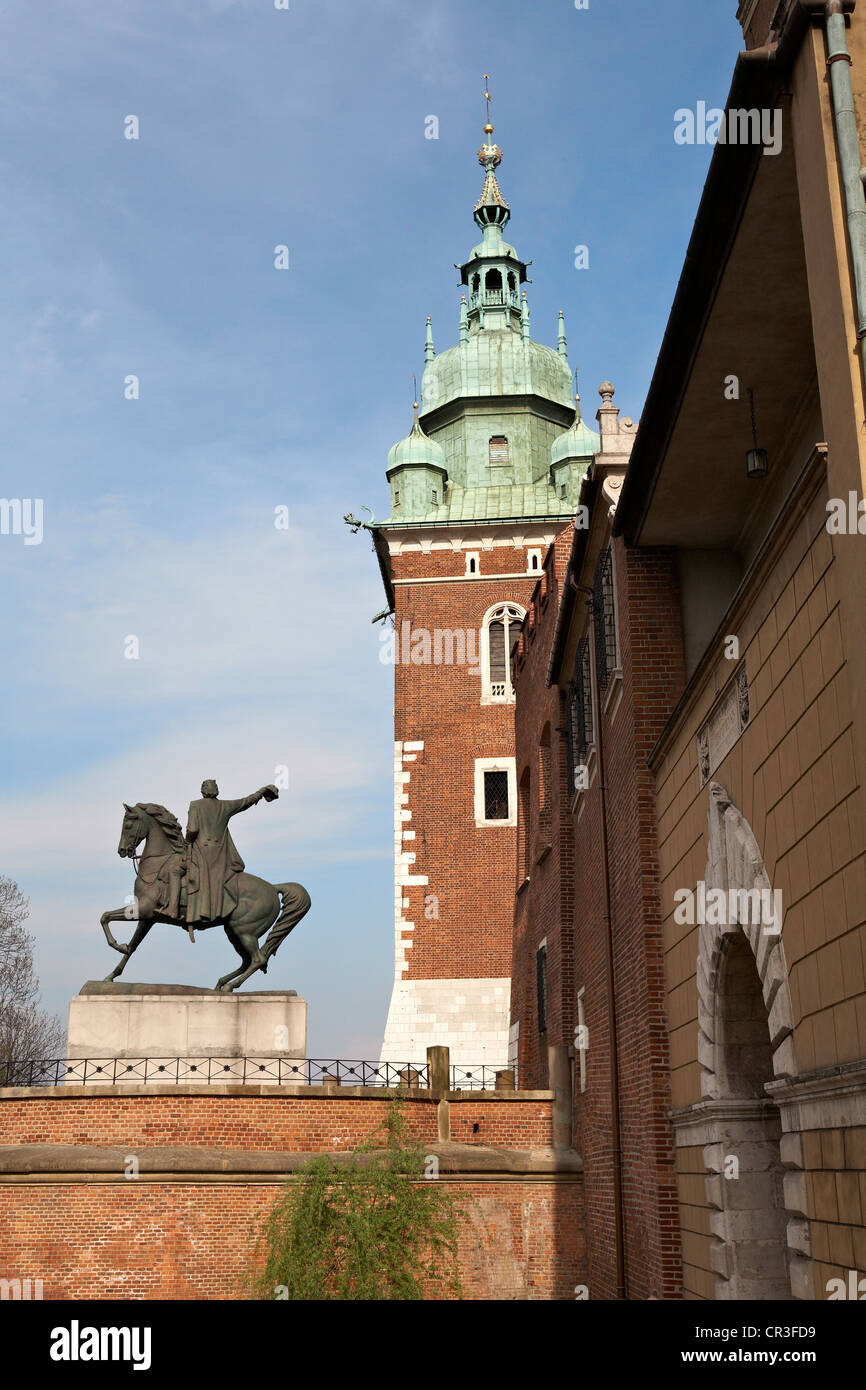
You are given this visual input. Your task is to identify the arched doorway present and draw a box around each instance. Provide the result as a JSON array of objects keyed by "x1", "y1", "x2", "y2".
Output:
[
  {"x1": 695, "y1": 783, "x2": 812, "y2": 1299},
  {"x1": 711, "y1": 931, "x2": 789, "y2": 1297}
]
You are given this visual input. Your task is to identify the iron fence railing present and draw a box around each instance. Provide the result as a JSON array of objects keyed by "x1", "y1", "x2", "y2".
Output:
[
  {"x1": 1, "y1": 1057, "x2": 515, "y2": 1090},
  {"x1": 449, "y1": 1064, "x2": 507, "y2": 1091},
  {"x1": 0, "y1": 1057, "x2": 429, "y2": 1089}
]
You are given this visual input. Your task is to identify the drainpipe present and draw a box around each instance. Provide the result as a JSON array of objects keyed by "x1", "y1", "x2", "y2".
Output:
[
  {"x1": 572, "y1": 574, "x2": 626, "y2": 1300},
  {"x1": 823, "y1": 1, "x2": 866, "y2": 364}
]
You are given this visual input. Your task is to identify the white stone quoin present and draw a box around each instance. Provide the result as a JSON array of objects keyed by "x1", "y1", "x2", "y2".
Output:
[{"x1": 66, "y1": 984, "x2": 306, "y2": 1085}]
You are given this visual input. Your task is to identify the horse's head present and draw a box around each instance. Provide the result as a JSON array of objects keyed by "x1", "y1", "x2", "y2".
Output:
[{"x1": 118, "y1": 803, "x2": 149, "y2": 859}]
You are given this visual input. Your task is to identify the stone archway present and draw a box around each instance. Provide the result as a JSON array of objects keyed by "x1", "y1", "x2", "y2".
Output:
[{"x1": 695, "y1": 783, "x2": 812, "y2": 1300}]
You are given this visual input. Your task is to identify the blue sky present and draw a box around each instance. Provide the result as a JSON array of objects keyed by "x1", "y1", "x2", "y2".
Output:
[{"x1": 0, "y1": 0, "x2": 742, "y2": 1057}]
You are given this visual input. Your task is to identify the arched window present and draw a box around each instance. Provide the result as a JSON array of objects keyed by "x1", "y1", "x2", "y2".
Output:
[
  {"x1": 485, "y1": 269, "x2": 503, "y2": 304},
  {"x1": 482, "y1": 603, "x2": 525, "y2": 702}
]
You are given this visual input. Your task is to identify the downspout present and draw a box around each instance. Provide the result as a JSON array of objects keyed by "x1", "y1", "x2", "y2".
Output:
[
  {"x1": 823, "y1": 0, "x2": 866, "y2": 365},
  {"x1": 572, "y1": 574, "x2": 626, "y2": 1300}
]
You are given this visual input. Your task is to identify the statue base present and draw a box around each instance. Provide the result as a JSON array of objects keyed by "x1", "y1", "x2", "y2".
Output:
[{"x1": 65, "y1": 982, "x2": 307, "y2": 1087}]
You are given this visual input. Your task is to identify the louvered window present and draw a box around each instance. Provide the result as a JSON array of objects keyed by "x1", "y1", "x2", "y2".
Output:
[{"x1": 489, "y1": 436, "x2": 509, "y2": 466}]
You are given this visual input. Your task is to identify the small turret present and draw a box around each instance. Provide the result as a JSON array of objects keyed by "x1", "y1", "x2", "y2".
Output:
[
  {"x1": 549, "y1": 376, "x2": 600, "y2": 505},
  {"x1": 386, "y1": 402, "x2": 448, "y2": 518}
]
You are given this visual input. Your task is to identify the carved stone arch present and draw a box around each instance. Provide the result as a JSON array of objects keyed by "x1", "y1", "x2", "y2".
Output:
[
  {"x1": 697, "y1": 783, "x2": 797, "y2": 1100},
  {"x1": 694, "y1": 783, "x2": 812, "y2": 1300}
]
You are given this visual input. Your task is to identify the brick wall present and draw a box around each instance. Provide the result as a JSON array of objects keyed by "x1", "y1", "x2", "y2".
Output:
[
  {"x1": 391, "y1": 541, "x2": 540, "y2": 983},
  {"x1": 0, "y1": 1178, "x2": 583, "y2": 1301},
  {"x1": 510, "y1": 521, "x2": 685, "y2": 1300},
  {"x1": 0, "y1": 1085, "x2": 584, "y2": 1301},
  {"x1": 382, "y1": 528, "x2": 564, "y2": 1065},
  {"x1": 0, "y1": 1087, "x2": 557, "y2": 1152},
  {"x1": 511, "y1": 529, "x2": 575, "y2": 1087},
  {"x1": 564, "y1": 539, "x2": 685, "y2": 1301}
]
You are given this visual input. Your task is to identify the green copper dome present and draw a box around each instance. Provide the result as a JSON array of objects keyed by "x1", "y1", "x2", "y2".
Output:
[
  {"x1": 380, "y1": 111, "x2": 589, "y2": 525},
  {"x1": 550, "y1": 399, "x2": 600, "y2": 464},
  {"x1": 387, "y1": 409, "x2": 447, "y2": 471}
]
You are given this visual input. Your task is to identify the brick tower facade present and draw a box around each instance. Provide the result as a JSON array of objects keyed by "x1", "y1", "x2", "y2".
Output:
[{"x1": 367, "y1": 116, "x2": 599, "y2": 1069}]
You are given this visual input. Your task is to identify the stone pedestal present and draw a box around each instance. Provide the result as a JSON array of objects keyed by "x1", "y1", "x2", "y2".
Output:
[{"x1": 65, "y1": 982, "x2": 307, "y2": 1086}]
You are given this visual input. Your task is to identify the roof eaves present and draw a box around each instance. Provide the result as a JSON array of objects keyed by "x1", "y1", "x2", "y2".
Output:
[{"x1": 613, "y1": 47, "x2": 787, "y2": 544}]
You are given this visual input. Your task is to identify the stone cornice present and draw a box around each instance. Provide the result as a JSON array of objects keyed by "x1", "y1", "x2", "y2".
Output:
[{"x1": 0, "y1": 1142, "x2": 582, "y2": 1183}]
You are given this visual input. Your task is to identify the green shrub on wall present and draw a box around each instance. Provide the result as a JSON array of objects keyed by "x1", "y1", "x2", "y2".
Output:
[{"x1": 251, "y1": 1095, "x2": 463, "y2": 1300}]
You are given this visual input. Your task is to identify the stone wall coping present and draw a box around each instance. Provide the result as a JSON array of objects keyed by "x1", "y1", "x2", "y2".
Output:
[
  {"x1": 765, "y1": 1056, "x2": 866, "y2": 1104},
  {"x1": 0, "y1": 1083, "x2": 555, "y2": 1102},
  {"x1": 0, "y1": 1142, "x2": 582, "y2": 1180}
]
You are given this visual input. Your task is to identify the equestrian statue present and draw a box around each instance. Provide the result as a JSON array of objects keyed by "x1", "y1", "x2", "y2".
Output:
[{"x1": 99, "y1": 780, "x2": 311, "y2": 992}]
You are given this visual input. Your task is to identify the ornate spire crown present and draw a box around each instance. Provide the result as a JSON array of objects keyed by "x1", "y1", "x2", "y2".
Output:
[{"x1": 474, "y1": 75, "x2": 509, "y2": 230}]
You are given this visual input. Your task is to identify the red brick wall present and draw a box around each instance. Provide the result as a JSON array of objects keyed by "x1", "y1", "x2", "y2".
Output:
[
  {"x1": 597, "y1": 541, "x2": 685, "y2": 1301},
  {"x1": 0, "y1": 1089, "x2": 555, "y2": 1151},
  {"x1": 0, "y1": 1087, "x2": 583, "y2": 1301},
  {"x1": 511, "y1": 532, "x2": 686, "y2": 1299},
  {"x1": 0, "y1": 1178, "x2": 584, "y2": 1301},
  {"x1": 391, "y1": 537, "x2": 542, "y2": 980},
  {"x1": 511, "y1": 530, "x2": 575, "y2": 1085}
]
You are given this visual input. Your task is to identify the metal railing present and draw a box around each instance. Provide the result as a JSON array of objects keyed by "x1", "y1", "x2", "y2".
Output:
[
  {"x1": 450, "y1": 1064, "x2": 509, "y2": 1091},
  {"x1": 469, "y1": 290, "x2": 520, "y2": 310},
  {"x1": 0, "y1": 1057, "x2": 428, "y2": 1089},
  {"x1": 1, "y1": 1057, "x2": 515, "y2": 1090}
]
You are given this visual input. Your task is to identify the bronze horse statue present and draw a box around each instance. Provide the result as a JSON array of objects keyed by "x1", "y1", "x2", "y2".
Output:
[{"x1": 99, "y1": 802, "x2": 310, "y2": 992}]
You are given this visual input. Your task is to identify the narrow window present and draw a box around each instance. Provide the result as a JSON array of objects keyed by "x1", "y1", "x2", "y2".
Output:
[
  {"x1": 593, "y1": 546, "x2": 619, "y2": 689},
  {"x1": 465, "y1": 552, "x2": 480, "y2": 576},
  {"x1": 519, "y1": 769, "x2": 531, "y2": 879},
  {"x1": 537, "y1": 945, "x2": 548, "y2": 1034},
  {"x1": 431, "y1": 489, "x2": 437, "y2": 503},
  {"x1": 565, "y1": 635, "x2": 594, "y2": 792},
  {"x1": 484, "y1": 769, "x2": 509, "y2": 821},
  {"x1": 538, "y1": 730, "x2": 552, "y2": 843},
  {"x1": 576, "y1": 988, "x2": 587, "y2": 1092},
  {"x1": 489, "y1": 617, "x2": 505, "y2": 687},
  {"x1": 527, "y1": 548, "x2": 542, "y2": 573}
]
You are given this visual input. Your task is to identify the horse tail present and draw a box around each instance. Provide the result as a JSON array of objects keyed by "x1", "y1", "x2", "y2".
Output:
[{"x1": 263, "y1": 882, "x2": 311, "y2": 960}]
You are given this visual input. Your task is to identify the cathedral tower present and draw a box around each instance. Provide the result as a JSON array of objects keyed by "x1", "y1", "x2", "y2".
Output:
[{"x1": 370, "y1": 111, "x2": 598, "y2": 1069}]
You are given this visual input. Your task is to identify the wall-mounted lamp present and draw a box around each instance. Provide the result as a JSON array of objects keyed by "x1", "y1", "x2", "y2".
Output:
[{"x1": 746, "y1": 388, "x2": 769, "y2": 479}]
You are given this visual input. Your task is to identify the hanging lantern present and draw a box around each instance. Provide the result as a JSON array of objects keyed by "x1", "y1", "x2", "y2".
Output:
[{"x1": 746, "y1": 388, "x2": 769, "y2": 479}]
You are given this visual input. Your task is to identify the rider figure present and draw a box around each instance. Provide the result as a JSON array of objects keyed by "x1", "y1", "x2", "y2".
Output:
[{"x1": 185, "y1": 779, "x2": 279, "y2": 931}]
